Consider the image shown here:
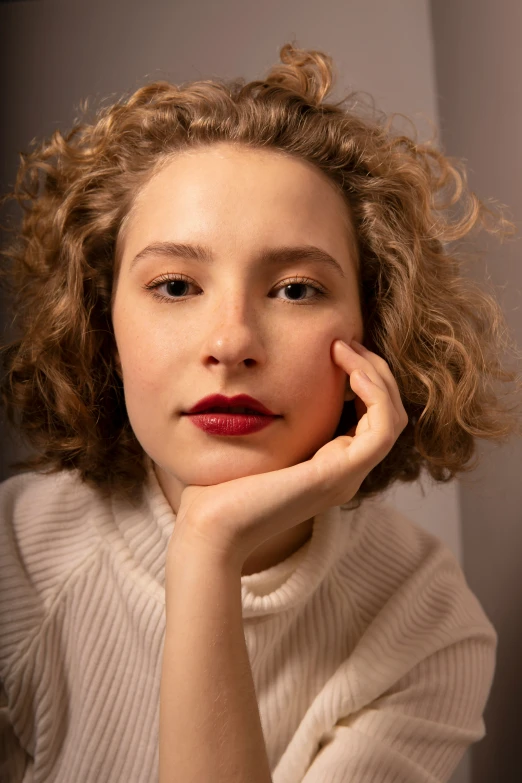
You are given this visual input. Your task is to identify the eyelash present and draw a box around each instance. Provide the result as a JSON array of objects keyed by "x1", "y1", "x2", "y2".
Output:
[{"x1": 142, "y1": 273, "x2": 328, "y2": 305}]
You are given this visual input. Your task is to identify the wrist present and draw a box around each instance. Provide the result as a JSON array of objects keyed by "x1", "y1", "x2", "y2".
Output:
[
  {"x1": 164, "y1": 531, "x2": 243, "y2": 614},
  {"x1": 167, "y1": 526, "x2": 244, "y2": 572}
]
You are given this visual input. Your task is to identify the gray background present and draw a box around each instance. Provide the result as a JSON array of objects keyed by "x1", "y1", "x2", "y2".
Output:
[{"x1": 1, "y1": 1, "x2": 520, "y2": 781}]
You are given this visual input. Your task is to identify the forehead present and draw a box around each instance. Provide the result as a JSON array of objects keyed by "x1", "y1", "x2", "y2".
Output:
[
  {"x1": 116, "y1": 143, "x2": 358, "y2": 272},
  {"x1": 132, "y1": 143, "x2": 351, "y2": 219}
]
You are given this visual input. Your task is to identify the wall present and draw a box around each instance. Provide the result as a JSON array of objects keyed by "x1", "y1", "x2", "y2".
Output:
[
  {"x1": 430, "y1": 2, "x2": 522, "y2": 781},
  {"x1": 0, "y1": 1, "x2": 469, "y2": 781}
]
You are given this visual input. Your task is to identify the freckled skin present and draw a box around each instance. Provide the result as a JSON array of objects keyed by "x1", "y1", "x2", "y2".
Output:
[{"x1": 111, "y1": 143, "x2": 363, "y2": 574}]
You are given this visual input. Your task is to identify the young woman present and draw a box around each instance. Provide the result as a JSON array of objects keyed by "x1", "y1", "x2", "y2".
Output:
[{"x1": 1, "y1": 42, "x2": 520, "y2": 783}]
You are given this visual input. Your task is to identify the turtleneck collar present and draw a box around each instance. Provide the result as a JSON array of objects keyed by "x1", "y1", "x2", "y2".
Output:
[{"x1": 108, "y1": 454, "x2": 349, "y2": 619}]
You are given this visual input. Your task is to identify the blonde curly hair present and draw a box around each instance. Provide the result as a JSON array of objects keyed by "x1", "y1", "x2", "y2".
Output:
[{"x1": 1, "y1": 41, "x2": 521, "y2": 507}]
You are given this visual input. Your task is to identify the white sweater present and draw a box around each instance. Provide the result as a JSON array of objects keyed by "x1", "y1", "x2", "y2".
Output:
[{"x1": 0, "y1": 459, "x2": 497, "y2": 783}]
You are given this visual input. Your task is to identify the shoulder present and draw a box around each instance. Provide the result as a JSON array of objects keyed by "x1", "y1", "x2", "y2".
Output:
[
  {"x1": 301, "y1": 500, "x2": 498, "y2": 783},
  {"x1": 0, "y1": 469, "x2": 104, "y2": 661},
  {"x1": 0, "y1": 469, "x2": 104, "y2": 585},
  {"x1": 337, "y1": 496, "x2": 497, "y2": 650}
]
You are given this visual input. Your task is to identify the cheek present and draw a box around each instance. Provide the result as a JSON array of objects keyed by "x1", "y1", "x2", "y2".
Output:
[
  {"x1": 294, "y1": 337, "x2": 341, "y2": 388},
  {"x1": 289, "y1": 342, "x2": 343, "y2": 415},
  {"x1": 114, "y1": 314, "x2": 167, "y2": 383},
  {"x1": 119, "y1": 341, "x2": 171, "y2": 401}
]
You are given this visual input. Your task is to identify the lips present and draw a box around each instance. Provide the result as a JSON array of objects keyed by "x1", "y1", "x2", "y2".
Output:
[{"x1": 185, "y1": 393, "x2": 279, "y2": 416}]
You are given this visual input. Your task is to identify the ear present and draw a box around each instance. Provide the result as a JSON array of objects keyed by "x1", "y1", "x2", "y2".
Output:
[
  {"x1": 344, "y1": 377, "x2": 356, "y2": 402},
  {"x1": 114, "y1": 351, "x2": 123, "y2": 380}
]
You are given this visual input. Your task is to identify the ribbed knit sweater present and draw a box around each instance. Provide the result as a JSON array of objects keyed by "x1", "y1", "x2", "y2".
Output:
[{"x1": 0, "y1": 460, "x2": 497, "y2": 783}]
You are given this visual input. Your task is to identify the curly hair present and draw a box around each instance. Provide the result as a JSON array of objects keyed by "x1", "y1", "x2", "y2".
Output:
[{"x1": 1, "y1": 41, "x2": 521, "y2": 508}]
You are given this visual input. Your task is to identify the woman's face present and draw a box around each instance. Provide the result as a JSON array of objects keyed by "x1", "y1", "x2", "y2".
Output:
[{"x1": 111, "y1": 143, "x2": 363, "y2": 512}]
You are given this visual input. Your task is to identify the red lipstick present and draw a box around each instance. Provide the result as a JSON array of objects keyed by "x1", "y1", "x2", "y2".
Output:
[{"x1": 183, "y1": 394, "x2": 281, "y2": 436}]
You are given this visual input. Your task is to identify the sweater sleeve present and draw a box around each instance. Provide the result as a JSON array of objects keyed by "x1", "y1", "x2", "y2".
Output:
[
  {"x1": 300, "y1": 630, "x2": 496, "y2": 783},
  {"x1": 0, "y1": 678, "x2": 33, "y2": 783}
]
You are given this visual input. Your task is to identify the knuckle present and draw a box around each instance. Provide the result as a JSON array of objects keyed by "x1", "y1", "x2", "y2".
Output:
[
  {"x1": 386, "y1": 429, "x2": 398, "y2": 450},
  {"x1": 394, "y1": 408, "x2": 408, "y2": 428},
  {"x1": 378, "y1": 426, "x2": 397, "y2": 452},
  {"x1": 374, "y1": 354, "x2": 391, "y2": 373},
  {"x1": 369, "y1": 353, "x2": 392, "y2": 376}
]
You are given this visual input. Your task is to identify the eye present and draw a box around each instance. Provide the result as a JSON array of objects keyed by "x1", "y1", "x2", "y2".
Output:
[
  {"x1": 272, "y1": 277, "x2": 328, "y2": 303},
  {"x1": 142, "y1": 274, "x2": 328, "y2": 304},
  {"x1": 143, "y1": 274, "x2": 197, "y2": 302}
]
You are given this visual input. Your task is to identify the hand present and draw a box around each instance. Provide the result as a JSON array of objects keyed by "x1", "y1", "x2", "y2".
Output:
[{"x1": 166, "y1": 339, "x2": 408, "y2": 570}]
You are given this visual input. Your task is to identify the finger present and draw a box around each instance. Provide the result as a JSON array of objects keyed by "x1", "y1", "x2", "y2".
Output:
[
  {"x1": 350, "y1": 341, "x2": 408, "y2": 429},
  {"x1": 343, "y1": 367, "x2": 399, "y2": 469},
  {"x1": 334, "y1": 340, "x2": 407, "y2": 429},
  {"x1": 333, "y1": 340, "x2": 389, "y2": 393}
]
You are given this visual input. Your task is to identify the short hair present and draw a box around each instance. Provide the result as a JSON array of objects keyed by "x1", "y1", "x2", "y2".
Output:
[{"x1": 1, "y1": 42, "x2": 521, "y2": 508}]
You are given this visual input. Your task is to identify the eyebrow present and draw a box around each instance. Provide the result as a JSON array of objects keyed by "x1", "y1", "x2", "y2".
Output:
[{"x1": 128, "y1": 241, "x2": 347, "y2": 279}]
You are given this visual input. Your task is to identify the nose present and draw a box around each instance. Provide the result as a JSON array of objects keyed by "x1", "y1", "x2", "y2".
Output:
[{"x1": 201, "y1": 295, "x2": 265, "y2": 369}]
